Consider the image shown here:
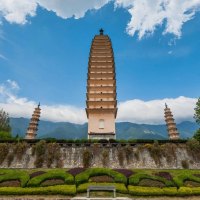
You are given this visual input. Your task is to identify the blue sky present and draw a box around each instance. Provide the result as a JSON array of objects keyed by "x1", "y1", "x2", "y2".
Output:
[{"x1": 0, "y1": 0, "x2": 199, "y2": 124}]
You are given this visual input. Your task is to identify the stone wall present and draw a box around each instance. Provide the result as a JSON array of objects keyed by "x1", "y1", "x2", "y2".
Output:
[{"x1": 0, "y1": 142, "x2": 199, "y2": 169}]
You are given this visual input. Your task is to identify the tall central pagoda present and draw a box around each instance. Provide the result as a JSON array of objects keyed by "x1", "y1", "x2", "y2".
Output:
[{"x1": 86, "y1": 29, "x2": 117, "y2": 140}]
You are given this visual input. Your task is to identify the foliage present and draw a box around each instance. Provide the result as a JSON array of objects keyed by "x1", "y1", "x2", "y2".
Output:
[
  {"x1": 15, "y1": 142, "x2": 28, "y2": 160},
  {"x1": 181, "y1": 160, "x2": 189, "y2": 169},
  {"x1": 0, "y1": 109, "x2": 11, "y2": 133},
  {"x1": 7, "y1": 152, "x2": 14, "y2": 167},
  {"x1": 82, "y1": 149, "x2": 92, "y2": 168},
  {"x1": 128, "y1": 186, "x2": 178, "y2": 196},
  {"x1": 124, "y1": 145, "x2": 133, "y2": 164},
  {"x1": 172, "y1": 169, "x2": 200, "y2": 187},
  {"x1": 75, "y1": 168, "x2": 127, "y2": 186},
  {"x1": 194, "y1": 97, "x2": 200, "y2": 125},
  {"x1": 0, "y1": 131, "x2": 12, "y2": 139},
  {"x1": 27, "y1": 169, "x2": 74, "y2": 187},
  {"x1": 148, "y1": 141, "x2": 163, "y2": 166},
  {"x1": 46, "y1": 143, "x2": 62, "y2": 168},
  {"x1": 178, "y1": 187, "x2": 200, "y2": 196},
  {"x1": 0, "y1": 143, "x2": 9, "y2": 164},
  {"x1": 129, "y1": 171, "x2": 175, "y2": 187},
  {"x1": 186, "y1": 139, "x2": 200, "y2": 161},
  {"x1": 0, "y1": 185, "x2": 76, "y2": 195},
  {"x1": 77, "y1": 183, "x2": 128, "y2": 194},
  {"x1": 34, "y1": 140, "x2": 46, "y2": 168},
  {"x1": 193, "y1": 129, "x2": 200, "y2": 142},
  {"x1": 117, "y1": 148, "x2": 124, "y2": 167},
  {"x1": 102, "y1": 149, "x2": 109, "y2": 167},
  {"x1": 0, "y1": 169, "x2": 29, "y2": 187}
]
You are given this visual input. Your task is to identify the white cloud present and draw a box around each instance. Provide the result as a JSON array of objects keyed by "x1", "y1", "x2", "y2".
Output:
[
  {"x1": 115, "y1": 0, "x2": 200, "y2": 39},
  {"x1": 0, "y1": 80, "x2": 197, "y2": 125},
  {"x1": 117, "y1": 96, "x2": 197, "y2": 124},
  {"x1": 0, "y1": 80, "x2": 87, "y2": 124},
  {"x1": 0, "y1": 0, "x2": 110, "y2": 24},
  {"x1": 1, "y1": 0, "x2": 200, "y2": 39},
  {"x1": 0, "y1": 0, "x2": 37, "y2": 24},
  {"x1": 37, "y1": 0, "x2": 111, "y2": 19}
]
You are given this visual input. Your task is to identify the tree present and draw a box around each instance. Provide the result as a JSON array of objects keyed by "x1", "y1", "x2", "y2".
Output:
[
  {"x1": 0, "y1": 108, "x2": 11, "y2": 139},
  {"x1": 194, "y1": 97, "x2": 200, "y2": 125},
  {"x1": 194, "y1": 98, "x2": 200, "y2": 141}
]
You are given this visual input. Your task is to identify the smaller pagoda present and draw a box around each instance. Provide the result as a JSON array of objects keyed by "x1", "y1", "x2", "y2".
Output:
[
  {"x1": 164, "y1": 103, "x2": 180, "y2": 140},
  {"x1": 25, "y1": 103, "x2": 41, "y2": 139}
]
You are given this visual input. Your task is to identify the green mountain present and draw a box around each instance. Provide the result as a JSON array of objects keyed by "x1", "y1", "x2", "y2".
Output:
[{"x1": 10, "y1": 117, "x2": 198, "y2": 140}]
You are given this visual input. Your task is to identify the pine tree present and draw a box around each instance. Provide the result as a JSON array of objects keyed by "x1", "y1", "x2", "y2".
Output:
[
  {"x1": 193, "y1": 98, "x2": 200, "y2": 141},
  {"x1": 0, "y1": 109, "x2": 11, "y2": 132},
  {"x1": 194, "y1": 97, "x2": 200, "y2": 125}
]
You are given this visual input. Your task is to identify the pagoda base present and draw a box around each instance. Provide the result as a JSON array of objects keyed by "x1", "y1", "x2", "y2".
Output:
[{"x1": 88, "y1": 132, "x2": 116, "y2": 140}]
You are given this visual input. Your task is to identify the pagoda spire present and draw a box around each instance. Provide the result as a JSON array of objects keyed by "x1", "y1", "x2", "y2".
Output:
[
  {"x1": 25, "y1": 103, "x2": 41, "y2": 139},
  {"x1": 164, "y1": 103, "x2": 180, "y2": 140},
  {"x1": 86, "y1": 29, "x2": 117, "y2": 140}
]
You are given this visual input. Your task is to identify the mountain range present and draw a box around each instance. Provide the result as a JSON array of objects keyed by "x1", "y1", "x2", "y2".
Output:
[{"x1": 9, "y1": 117, "x2": 198, "y2": 140}]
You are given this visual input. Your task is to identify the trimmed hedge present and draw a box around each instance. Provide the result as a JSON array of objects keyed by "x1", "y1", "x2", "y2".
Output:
[
  {"x1": 128, "y1": 186, "x2": 200, "y2": 196},
  {"x1": 75, "y1": 168, "x2": 127, "y2": 185},
  {"x1": 77, "y1": 183, "x2": 128, "y2": 194},
  {"x1": 178, "y1": 187, "x2": 200, "y2": 196},
  {"x1": 27, "y1": 169, "x2": 74, "y2": 187},
  {"x1": 172, "y1": 170, "x2": 200, "y2": 187},
  {"x1": 129, "y1": 172, "x2": 174, "y2": 187},
  {"x1": 128, "y1": 186, "x2": 178, "y2": 196},
  {"x1": 0, "y1": 169, "x2": 29, "y2": 187},
  {"x1": 0, "y1": 185, "x2": 76, "y2": 195}
]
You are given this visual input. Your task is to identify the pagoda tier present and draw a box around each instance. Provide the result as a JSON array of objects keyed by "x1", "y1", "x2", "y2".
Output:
[
  {"x1": 25, "y1": 103, "x2": 41, "y2": 139},
  {"x1": 86, "y1": 29, "x2": 117, "y2": 140},
  {"x1": 164, "y1": 103, "x2": 180, "y2": 140}
]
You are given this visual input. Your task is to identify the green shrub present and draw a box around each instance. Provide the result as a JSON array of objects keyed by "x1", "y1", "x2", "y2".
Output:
[
  {"x1": 128, "y1": 186, "x2": 177, "y2": 196},
  {"x1": 0, "y1": 169, "x2": 29, "y2": 187},
  {"x1": 0, "y1": 185, "x2": 76, "y2": 195},
  {"x1": 77, "y1": 183, "x2": 128, "y2": 194},
  {"x1": 27, "y1": 169, "x2": 74, "y2": 187},
  {"x1": 75, "y1": 168, "x2": 127, "y2": 186},
  {"x1": 178, "y1": 187, "x2": 200, "y2": 196},
  {"x1": 129, "y1": 172, "x2": 174, "y2": 187},
  {"x1": 172, "y1": 170, "x2": 200, "y2": 188}
]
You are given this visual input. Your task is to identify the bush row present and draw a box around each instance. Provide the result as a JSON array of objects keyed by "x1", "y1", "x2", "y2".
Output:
[
  {"x1": 0, "y1": 185, "x2": 76, "y2": 195},
  {"x1": 77, "y1": 183, "x2": 128, "y2": 193},
  {"x1": 1, "y1": 169, "x2": 200, "y2": 188},
  {"x1": 1, "y1": 185, "x2": 200, "y2": 196},
  {"x1": 128, "y1": 186, "x2": 200, "y2": 196},
  {"x1": 75, "y1": 168, "x2": 127, "y2": 185},
  {"x1": 27, "y1": 169, "x2": 74, "y2": 187}
]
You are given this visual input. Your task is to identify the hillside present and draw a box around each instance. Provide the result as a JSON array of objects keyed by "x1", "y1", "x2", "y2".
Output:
[{"x1": 10, "y1": 117, "x2": 198, "y2": 140}]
